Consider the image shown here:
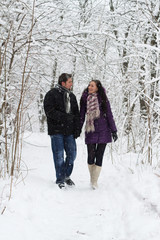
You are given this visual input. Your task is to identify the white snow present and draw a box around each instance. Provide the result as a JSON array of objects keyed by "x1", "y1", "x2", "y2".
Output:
[
  {"x1": 0, "y1": 19, "x2": 6, "y2": 26},
  {"x1": 0, "y1": 132, "x2": 160, "y2": 240}
]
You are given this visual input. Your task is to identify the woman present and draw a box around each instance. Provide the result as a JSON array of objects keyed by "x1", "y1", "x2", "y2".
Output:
[{"x1": 80, "y1": 80, "x2": 118, "y2": 189}]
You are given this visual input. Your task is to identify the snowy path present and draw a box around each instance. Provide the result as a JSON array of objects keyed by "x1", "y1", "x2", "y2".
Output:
[{"x1": 0, "y1": 132, "x2": 160, "y2": 240}]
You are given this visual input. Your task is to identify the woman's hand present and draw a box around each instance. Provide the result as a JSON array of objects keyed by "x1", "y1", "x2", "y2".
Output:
[{"x1": 112, "y1": 132, "x2": 118, "y2": 142}]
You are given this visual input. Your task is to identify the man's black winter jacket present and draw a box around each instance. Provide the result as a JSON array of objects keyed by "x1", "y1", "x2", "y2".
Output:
[{"x1": 44, "y1": 86, "x2": 80, "y2": 136}]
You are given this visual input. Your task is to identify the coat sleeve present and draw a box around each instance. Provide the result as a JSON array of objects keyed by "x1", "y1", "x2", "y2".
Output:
[
  {"x1": 72, "y1": 94, "x2": 81, "y2": 131},
  {"x1": 43, "y1": 90, "x2": 67, "y2": 123},
  {"x1": 106, "y1": 100, "x2": 117, "y2": 132},
  {"x1": 80, "y1": 94, "x2": 87, "y2": 130}
]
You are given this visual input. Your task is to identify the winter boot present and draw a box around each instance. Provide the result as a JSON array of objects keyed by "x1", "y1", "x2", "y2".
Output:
[
  {"x1": 65, "y1": 177, "x2": 75, "y2": 186},
  {"x1": 88, "y1": 164, "x2": 94, "y2": 186},
  {"x1": 92, "y1": 165, "x2": 102, "y2": 189},
  {"x1": 58, "y1": 182, "x2": 65, "y2": 189}
]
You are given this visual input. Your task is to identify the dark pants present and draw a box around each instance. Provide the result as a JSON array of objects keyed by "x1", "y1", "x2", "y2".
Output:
[
  {"x1": 51, "y1": 134, "x2": 76, "y2": 184},
  {"x1": 87, "y1": 143, "x2": 106, "y2": 167}
]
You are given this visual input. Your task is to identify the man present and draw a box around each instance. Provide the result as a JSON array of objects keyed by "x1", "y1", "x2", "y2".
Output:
[{"x1": 44, "y1": 73, "x2": 81, "y2": 189}]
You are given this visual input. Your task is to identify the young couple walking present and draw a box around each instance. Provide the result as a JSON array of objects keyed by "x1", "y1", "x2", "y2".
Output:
[{"x1": 44, "y1": 73, "x2": 118, "y2": 189}]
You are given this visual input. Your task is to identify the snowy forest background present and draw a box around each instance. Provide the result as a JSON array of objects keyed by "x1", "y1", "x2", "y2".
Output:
[{"x1": 0, "y1": 0, "x2": 160, "y2": 193}]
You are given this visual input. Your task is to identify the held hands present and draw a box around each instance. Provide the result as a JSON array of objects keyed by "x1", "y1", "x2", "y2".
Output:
[{"x1": 112, "y1": 131, "x2": 118, "y2": 142}]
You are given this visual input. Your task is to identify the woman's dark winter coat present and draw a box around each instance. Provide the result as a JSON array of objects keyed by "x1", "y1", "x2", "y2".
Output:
[
  {"x1": 80, "y1": 90, "x2": 117, "y2": 144},
  {"x1": 44, "y1": 85, "x2": 80, "y2": 136}
]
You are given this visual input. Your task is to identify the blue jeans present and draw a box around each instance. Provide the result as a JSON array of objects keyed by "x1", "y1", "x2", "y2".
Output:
[{"x1": 51, "y1": 134, "x2": 77, "y2": 184}]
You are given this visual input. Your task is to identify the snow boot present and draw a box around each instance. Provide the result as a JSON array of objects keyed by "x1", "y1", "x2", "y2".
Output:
[
  {"x1": 92, "y1": 165, "x2": 102, "y2": 189},
  {"x1": 88, "y1": 164, "x2": 94, "y2": 186}
]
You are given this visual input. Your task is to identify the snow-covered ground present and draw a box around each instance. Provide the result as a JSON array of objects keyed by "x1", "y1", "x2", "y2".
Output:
[{"x1": 0, "y1": 132, "x2": 160, "y2": 240}]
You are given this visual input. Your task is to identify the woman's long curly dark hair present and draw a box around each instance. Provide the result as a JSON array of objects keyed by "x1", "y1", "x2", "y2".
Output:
[{"x1": 85, "y1": 80, "x2": 108, "y2": 114}]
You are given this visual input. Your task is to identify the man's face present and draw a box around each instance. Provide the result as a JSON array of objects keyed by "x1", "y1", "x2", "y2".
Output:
[{"x1": 62, "y1": 78, "x2": 73, "y2": 90}]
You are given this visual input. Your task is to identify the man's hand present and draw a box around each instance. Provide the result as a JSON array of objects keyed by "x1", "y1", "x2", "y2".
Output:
[{"x1": 74, "y1": 129, "x2": 81, "y2": 139}]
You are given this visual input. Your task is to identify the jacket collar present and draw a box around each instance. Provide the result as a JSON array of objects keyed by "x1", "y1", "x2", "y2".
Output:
[{"x1": 55, "y1": 84, "x2": 71, "y2": 94}]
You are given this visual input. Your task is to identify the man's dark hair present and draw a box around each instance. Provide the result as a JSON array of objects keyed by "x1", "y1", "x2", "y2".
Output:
[{"x1": 58, "y1": 73, "x2": 72, "y2": 85}]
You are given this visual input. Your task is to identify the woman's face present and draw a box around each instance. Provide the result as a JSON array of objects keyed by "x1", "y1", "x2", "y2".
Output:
[{"x1": 88, "y1": 81, "x2": 98, "y2": 94}]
